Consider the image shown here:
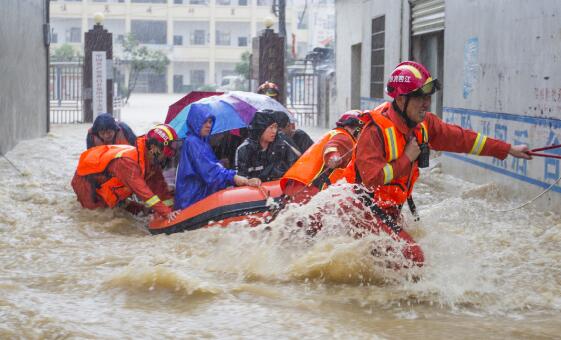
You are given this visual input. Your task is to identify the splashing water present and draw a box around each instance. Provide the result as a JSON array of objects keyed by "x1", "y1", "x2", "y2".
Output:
[{"x1": 1, "y1": 95, "x2": 559, "y2": 338}]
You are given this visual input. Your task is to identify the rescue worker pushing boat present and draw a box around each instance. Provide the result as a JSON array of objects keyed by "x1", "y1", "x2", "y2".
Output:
[
  {"x1": 281, "y1": 110, "x2": 365, "y2": 203},
  {"x1": 347, "y1": 61, "x2": 532, "y2": 265},
  {"x1": 71, "y1": 124, "x2": 180, "y2": 221}
]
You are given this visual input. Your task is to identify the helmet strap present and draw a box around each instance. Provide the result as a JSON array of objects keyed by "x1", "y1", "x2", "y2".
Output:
[{"x1": 392, "y1": 98, "x2": 417, "y2": 128}]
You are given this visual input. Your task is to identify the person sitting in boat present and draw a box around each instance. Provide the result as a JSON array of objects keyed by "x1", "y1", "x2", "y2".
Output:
[
  {"x1": 86, "y1": 113, "x2": 136, "y2": 149},
  {"x1": 235, "y1": 110, "x2": 298, "y2": 182},
  {"x1": 280, "y1": 110, "x2": 365, "y2": 203},
  {"x1": 174, "y1": 109, "x2": 261, "y2": 210},
  {"x1": 273, "y1": 110, "x2": 314, "y2": 155},
  {"x1": 71, "y1": 124, "x2": 180, "y2": 221}
]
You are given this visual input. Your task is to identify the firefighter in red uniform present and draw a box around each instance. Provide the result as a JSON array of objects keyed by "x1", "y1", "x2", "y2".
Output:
[
  {"x1": 348, "y1": 61, "x2": 531, "y2": 265},
  {"x1": 281, "y1": 110, "x2": 364, "y2": 203},
  {"x1": 71, "y1": 124, "x2": 180, "y2": 221}
]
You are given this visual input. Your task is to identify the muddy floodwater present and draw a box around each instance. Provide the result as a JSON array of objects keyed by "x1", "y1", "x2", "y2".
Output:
[{"x1": 1, "y1": 96, "x2": 560, "y2": 339}]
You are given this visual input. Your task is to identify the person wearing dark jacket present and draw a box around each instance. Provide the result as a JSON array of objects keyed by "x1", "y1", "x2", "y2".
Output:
[
  {"x1": 86, "y1": 113, "x2": 137, "y2": 149},
  {"x1": 235, "y1": 110, "x2": 298, "y2": 182},
  {"x1": 174, "y1": 108, "x2": 261, "y2": 210},
  {"x1": 272, "y1": 110, "x2": 314, "y2": 154}
]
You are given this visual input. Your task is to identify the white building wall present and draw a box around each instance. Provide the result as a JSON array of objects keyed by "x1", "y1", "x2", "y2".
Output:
[
  {"x1": 335, "y1": 0, "x2": 561, "y2": 206},
  {"x1": 334, "y1": 0, "x2": 406, "y2": 123},
  {"x1": 441, "y1": 0, "x2": 561, "y2": 207}
]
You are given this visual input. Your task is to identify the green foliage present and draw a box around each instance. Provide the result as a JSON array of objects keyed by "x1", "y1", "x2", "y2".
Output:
[
  {"x1": 197, "y1": 84, "x2": 217, "y2": 92},
  {"x1": 119, "y1": 33, "x2": 170, "y2": 103},
  {"x1": 51, "y1": 44, "x2": 81, "y2": 61},
  {"x1": 234, "y1": 51, "x2": 251, "y2": 80}
]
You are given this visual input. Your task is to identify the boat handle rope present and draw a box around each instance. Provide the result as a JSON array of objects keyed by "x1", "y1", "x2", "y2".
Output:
[{"x1": 490, "y1": 144, "x2": 561, "y2": 212}]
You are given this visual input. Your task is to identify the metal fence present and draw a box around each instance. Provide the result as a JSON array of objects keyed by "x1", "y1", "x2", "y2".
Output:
[
  {"x1": 49, "y1": 60, "x2": 122, "y2": 124},
  {"x1": 287, "y1": 60, "x2": 319, "y2": 127},
  {"x1": 49, "y1": 61, "x2": 83, "y2": 124}
]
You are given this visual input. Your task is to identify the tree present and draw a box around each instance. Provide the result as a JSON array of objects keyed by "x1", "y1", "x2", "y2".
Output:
[
  {"x1": 51, "y1": 43, "x2": 81, "y2": 61},
  {"x1": 234, "y1": 51, "x2": 251, "y2": 81},
  {"x1": 119, "y1": 33, "x2": 170, "y2": 104}
]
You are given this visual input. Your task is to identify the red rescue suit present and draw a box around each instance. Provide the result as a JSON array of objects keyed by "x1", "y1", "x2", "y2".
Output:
[
  {"x1": 71, "y1": 137, "x2": 173, "y2": 216},
  {"x1": 281, "y1": 127, "x2": 356, "y2": 203}
]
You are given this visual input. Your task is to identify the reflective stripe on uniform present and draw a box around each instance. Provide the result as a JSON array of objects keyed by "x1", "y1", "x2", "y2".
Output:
[
  {"x1": 469, "y1": 133, "x2": 487, "y2": 155},
  {"x1": 385, "y1": 127, "x2": 398, "y2": 161},
  {"x1": 115, "y1": 149, "x2": 128, "y2": 158},
  {"x1": 382, "y1": 163, "x2": 394, "y2": 184},
  {"x1": 145, "y1": 195, "x2": 161, "y2": 207},
  {"x1": 420, "y1": 122, "x2": 428, "y2": 143},
  {"x1": 323, "y1": 146, "x2": 338, "y2": 155}
]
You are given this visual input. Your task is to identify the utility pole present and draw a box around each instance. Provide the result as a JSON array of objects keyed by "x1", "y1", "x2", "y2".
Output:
[{"x1": 279, "y1": 0, "x2": 287, "y2": 39}]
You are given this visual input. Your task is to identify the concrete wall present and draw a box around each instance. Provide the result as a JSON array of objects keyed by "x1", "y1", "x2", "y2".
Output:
[
  {"x1": 0, "y1": 0, "x2": 49, "y2": 155},
  {"x1": 441, "y1": 0, "x2": 561, "y2": 208},
  {"x1": 334, "y1": 0, "x2": 408, "y2": 123},
  {"x1": 335, "y1": 0, "x2": 561, "y2": 206}
]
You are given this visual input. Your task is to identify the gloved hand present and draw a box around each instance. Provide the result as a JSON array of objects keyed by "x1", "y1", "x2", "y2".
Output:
[{"x1": 327, "y1": 155, "x2": 342, "y2": 169}]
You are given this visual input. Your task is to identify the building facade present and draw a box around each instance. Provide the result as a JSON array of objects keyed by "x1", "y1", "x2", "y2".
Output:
[
  {"x1": 1, "y1": 0, "x2": 49, "y2": 154},
  {"x1": 335, "y1": 0, "x2": 561, "y2": 207},
  {"x1": 50, "y1": 0, "x2": 311, "y2": 93}
]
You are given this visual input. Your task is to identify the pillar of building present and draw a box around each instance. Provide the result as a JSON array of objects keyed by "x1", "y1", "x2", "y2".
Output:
[
  {"x1": 252, "y1": 24, "x2": 285, "y2": 104},
  {"x1": 83, "y1": 15, "x2": 113, "y2": 122}
]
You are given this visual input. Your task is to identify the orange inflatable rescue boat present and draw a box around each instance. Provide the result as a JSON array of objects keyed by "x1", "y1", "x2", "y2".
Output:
[
  {"x1": 148, "y1": 180, "x2": 284, "y2": 235},
  {"x1": 148, "y1": 179, "x2": 424, "y2": 266}
]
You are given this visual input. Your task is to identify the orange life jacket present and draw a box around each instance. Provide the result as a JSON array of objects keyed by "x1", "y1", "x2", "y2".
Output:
[
  {"x1": 88, "y1": 128, "x2": 133, "y2": 148},
  {"x1": 76, "y1": 137, "x2": 147, "y2": 208},
  {"x1": 280, "y1": 127, "x2": 355, "y2": 191},
  {"x1": 344, "y1": 102, "x2": 429, "y2": 207}
]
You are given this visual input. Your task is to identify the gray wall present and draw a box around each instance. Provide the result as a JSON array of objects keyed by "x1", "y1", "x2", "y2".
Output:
[
  {"x1": 0, "y1": 0, "x2": 49, "y2": 155},
  {"x1": 335, "y1": 0, "x2": 561, "y2": 206},
  {"x1": 441, "y1": 0, "x2": 561, "y2": 208}
]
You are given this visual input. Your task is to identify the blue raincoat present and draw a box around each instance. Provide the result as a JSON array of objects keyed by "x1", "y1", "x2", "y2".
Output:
[{"x1": 174, "y1": 109, "x2": 237, "y2": 210}]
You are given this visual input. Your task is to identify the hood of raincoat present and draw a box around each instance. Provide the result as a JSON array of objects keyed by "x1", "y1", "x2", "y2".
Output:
[
  {"x1": 186, "y1": 107, "x2": 216, "y2": 141},
  {"x1": 92, "y1": 113, "x2": 119, "y2": 134},
  {"x1": 249, "y1": 110, "x2": 276, "y2": 141},
  {"x1": 272, "y1": 110, "x2": 290, "y2": 129}
]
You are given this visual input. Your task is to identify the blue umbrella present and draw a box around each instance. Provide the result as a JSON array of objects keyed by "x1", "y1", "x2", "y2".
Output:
[{"x1": 169, "y1": 92, "x2": 292, "y2": 138}]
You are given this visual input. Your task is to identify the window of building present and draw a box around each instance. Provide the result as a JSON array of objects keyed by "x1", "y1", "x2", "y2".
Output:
[
  {"x1": 238, "y1": 37, "x2": 248, "y2": 47},
  {"x1": 173, "y1": 35, "x2": 183, "y2": 46},
  {"x1": 131, "y1": 20, "x2": 167, "y2": 44},
  {"x1": 51, "y1": 32, "x2": 58, "y2": 44},
  {"x1": 370, "y1": 15, "x2": 385, "y2": 98},
  {"x1": 174, "y1": 0, "x2": 183, "y2": 3},
  {"x1": 216, "y1": 31, "x2": 230, "y2": 46},
  {"x1": 191, "y1": 30, "x2": 206, "y2": 45},
  {"x1": 257, "y1": 0, "x2": 271, "y2": 6},
  {"x1": 238, "y1": 0, "x2": 248, "y2": 6},
  {"x1": 216, "y1": 0, "x2": 231, "y2": 5},
  {"x1": 190, "y1": 70, "x2": 205, "y2": 86},
  {"x1": 68, "y1": 27, "x2": 81, "y2": 43},
  {"x1": 189, "y1": 0, "x2": 208, "y2": 4}
]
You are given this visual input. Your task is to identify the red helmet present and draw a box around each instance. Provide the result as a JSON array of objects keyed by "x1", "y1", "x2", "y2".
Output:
[
  {"x1": 336, "y1": 110, "x2": 363, "y2": 128},
  {"x1": 385, "y1": 61, "x2": 440, "y2": 98},
  {"x1": 146, "y1": 124, "x2": 179, "y2": 158},
  {"x1": 257, "y1": 81, "x2": 280, "y2": 97}
]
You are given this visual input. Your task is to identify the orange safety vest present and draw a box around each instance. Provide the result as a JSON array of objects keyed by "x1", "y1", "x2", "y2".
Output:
[
  {"x1": 76, "y1": 137, "x2": 148, "y2": 208},
  {"x1": 280, "y1": 127, "x2": 355, "y2": 191},
  {"x1": 344, "y1": 102, "x2": 429, "y2": 207}
]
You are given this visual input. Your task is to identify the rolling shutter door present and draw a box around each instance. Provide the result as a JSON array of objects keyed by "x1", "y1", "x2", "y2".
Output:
[{"x1": 411, "y1": 0, "x2": 445, "y2": 36}]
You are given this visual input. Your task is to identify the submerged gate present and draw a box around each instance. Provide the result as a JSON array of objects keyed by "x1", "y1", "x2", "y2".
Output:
[
  {"x1": 287, "y1": 60, "x2": 319, "y2": 127},
  {"x1": 49, "y1": 61, "x2": 83, "y2": 123}
]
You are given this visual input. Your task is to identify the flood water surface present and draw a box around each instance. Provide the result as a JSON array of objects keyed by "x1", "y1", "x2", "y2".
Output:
[{"x1": 1, "y1": 97, "x2": 560, "y2": 339}]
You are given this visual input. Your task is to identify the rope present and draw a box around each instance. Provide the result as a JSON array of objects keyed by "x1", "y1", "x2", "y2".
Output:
[
  {"x1": 0, "y1": 153, "x2": 26, "y2": 176},
  {"x1": 490, "y1": 172, "x2": 561, "y2": 212}
]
